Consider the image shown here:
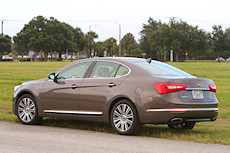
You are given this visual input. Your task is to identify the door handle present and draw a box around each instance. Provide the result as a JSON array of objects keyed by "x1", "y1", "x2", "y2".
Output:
[
  {"x1": 70, "y1": 84, "x2": 78, "y2": 89},
  {"x1": 107, "y1": 83, "x2": 116, "y2": 88}
]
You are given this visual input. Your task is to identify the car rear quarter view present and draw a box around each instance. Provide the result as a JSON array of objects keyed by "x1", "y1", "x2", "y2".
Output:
[{"x1": 12, "y1": 57, "x2": 218, "y2": 135}]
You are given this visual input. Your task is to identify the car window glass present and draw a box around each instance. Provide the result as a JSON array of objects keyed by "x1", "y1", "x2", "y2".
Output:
[
  {"x1": 58, "y1": 62, "x2": 92, "y2": 79},
  {"x1": 115, "y1": 65, "x2": 129, "y2": 77},
  {"x1": 135, "y1": 61, "x2": 192, "y2": 76},
  {"x1": 90, "y1": 61, "x2": 120, "y2": 78}
]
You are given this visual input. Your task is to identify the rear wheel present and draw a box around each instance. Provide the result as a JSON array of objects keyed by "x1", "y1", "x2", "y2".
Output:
[
  {"x1": 110, "y1": 100, "x2": 141, "y2": 135},
  {"x1": 16, "y1": 94, "x2": 42, "y2": 125},
  {"x1": 168, "y1": 122, "x2": 195, "y2": 130}
]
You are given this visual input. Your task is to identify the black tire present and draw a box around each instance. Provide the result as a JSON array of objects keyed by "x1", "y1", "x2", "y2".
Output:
[
  {"x1": 110, "y1": 100, "x2": 141, "y2": 135},
  {"x1": 168, "y1": 122, "x2": 195, "y2": 130},
  {"x1": 16, "y1": 94, "x2": 42, "y2": 125}
]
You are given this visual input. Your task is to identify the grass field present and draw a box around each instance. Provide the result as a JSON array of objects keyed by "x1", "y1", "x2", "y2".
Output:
[{"x1": 0, "y1": 60, "x2": 229, "y2": 145}]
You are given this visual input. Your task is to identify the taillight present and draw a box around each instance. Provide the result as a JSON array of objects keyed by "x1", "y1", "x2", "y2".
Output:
[
  {"x1": 209, "y1": 84, "x2": 216, "y2": 92},
  {"x1": 154, "y1": 83, "x2": 187, "y2": 94}
]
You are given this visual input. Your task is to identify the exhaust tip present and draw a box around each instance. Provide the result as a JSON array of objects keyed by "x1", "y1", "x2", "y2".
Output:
[{"x1": 171, "y1": 118, "x2": 183, "y2": 124}]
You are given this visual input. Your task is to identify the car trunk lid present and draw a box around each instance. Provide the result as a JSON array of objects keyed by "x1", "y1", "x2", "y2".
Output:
[{"x1": 172, "y1": 78, "x2": 215, "y2": 102}]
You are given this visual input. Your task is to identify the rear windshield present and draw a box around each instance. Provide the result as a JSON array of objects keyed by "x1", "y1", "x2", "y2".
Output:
[{"x1": 134, "y1": 61, "x2": 192, "y2": 76}]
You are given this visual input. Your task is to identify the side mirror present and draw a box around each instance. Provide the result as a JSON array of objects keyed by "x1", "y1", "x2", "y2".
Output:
[{"x1": 48, "y1": 72, "x2": 57, "y2": 82}]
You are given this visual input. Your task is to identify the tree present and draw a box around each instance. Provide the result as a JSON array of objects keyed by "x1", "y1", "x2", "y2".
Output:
[
  {"x1": 14, "y1": 16, "x2": 84, "y2": 61},
  {"x1": 211, "y1": 25, "x2": 230, "y2": 60},
  {"x1": 148, "y1": 24, "x2": 171, "y2": 61},
  {"x1": 148, "y1": 19, "x2": 209, "y2": 61},
  {"x1": 84, "y1": 31, "x2": 98, "y2": 58},
  {"x1": 93, "y1": 42, "x2": 106, "y2": 56},
  {"x1": 105, "y1": 37, "x2": 117, "y2": 56},
  {"x1": 73, "y1": 27, "x2": 85, "y2": 51},
  {"x1": 121, "y1": 33, "x2": 136, "y2": 55},
  {"x1": 0, "y1": 34, "x2": 11, "y2": 59},
  {"x1": 223, "y1": 28, "x2": 230, "y2": 59},
  {"x1": 130, "y1": 48, "x2": 143, "y2": 55},
  {"x1": 140, "y1": 17, "x2": 162, "y2": 58}
]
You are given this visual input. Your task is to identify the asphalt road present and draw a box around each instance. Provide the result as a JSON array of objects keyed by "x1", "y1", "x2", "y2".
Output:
[{"x1": 0, "y1": 121, "x2": 229, "y2": 153}]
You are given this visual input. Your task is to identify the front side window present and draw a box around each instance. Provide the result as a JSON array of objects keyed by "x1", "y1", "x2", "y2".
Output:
[{"x1": 58, "y1": 62, "x2": 92, "y2": 79}]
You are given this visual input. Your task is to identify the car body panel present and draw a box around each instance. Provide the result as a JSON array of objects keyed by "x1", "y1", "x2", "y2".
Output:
[
  {"x1": 41, "y1": 78, "x2": 83, "y2": 111},
  {"x1": 78, "y1": 77, "x2": 126, "y2": 115},
  {"x1": 12, "y1": 57, "x2": 218, "y2": 125}
]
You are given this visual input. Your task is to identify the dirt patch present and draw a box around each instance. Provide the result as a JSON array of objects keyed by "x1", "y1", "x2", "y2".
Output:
[
  {"x1": 0, "y1": 104, "x2": 11, "y2": 110},
  {"x1": 4, "y1": 88, "x2": 9, "y2": 92}
]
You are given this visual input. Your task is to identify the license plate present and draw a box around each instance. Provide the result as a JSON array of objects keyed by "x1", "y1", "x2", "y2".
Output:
[{"x1": 192, "y1": 90, "x2": 204, "y2": 99}]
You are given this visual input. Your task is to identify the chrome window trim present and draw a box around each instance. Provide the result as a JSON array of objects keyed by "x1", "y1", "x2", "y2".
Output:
[
  {"x1": 146, "y1": 108, "x2": 218, "y2": 112},
  {"x1": 54, "y1": 59, "x2": 131, "y2": 80},
  {"x1": 55, "y1": 61, "x2": 93, "y2": 79},
  {"x1": 56, "y1": 61, "x2": 93, "y2": 74},
  {"x1": 44, "y1": 110, "x2": 103, "y2": 115},
  {"x1": 86, "y1": 60, "x2": 131, "y2": 79}
]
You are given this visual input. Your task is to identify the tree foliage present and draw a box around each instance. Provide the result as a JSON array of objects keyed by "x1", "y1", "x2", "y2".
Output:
[
  {"x1": 9, "y1": 15, "x2": 230, "y2": 61},
  {"x1": 139, "y1": 17, "x2": 162, "y2": 58},
  {"x1": 84, "y1": 31, "x2": 98, "y2": 58},
  {"x1": 211, "y1": 25, "x2": 230, "y2": 59},
  {"x1": 14, "y1": 16, "x2": 85, "y2": 60},
  {"x1": 105, "y1": 37, "x2": 117, "y2": 56},
  {"x1": 121, "y1": 33, "x2": 136, "y2": 55},
  {"x1": 146, "y1": 19, "x2": 208, "y2": 61},
  {"x1": 0, "y1": 34, "x2": 11, "y2": 58}
]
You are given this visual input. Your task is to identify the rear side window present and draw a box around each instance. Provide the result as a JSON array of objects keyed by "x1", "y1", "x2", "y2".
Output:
[
  {"x1": 89, "y1": 61, "x2": 130, "y2": 78},
  {"x1": 90, "y1": 61, "x2": 120, "y2": 78},
  {"x1": 115, "y1": 65, "x2": 129, "y2": 77},
  {"x1": 135, "y1": 61, "x2": 192, "y2": 76}
]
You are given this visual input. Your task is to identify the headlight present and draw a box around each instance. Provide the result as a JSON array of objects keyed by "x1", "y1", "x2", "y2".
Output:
[{"x1": 14, "y1": 85, "x2": 21, "y2": 92}]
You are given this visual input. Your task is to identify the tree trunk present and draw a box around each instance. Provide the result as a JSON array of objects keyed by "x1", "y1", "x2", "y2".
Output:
[
  {"x1": 51, "y1": 49, "x2": 53, "y2": 61},
  {"x1": 40, "y1": 50, "x2": 44, "y2": 61},
  {"x1": 175, "y1": 51, "x2": 179, "y2": 62},
  {"x1": 71, "y1": 52, "x2": 73, "y2": 61},
  {"x1": 58, "y1": 52, "x2": 62, "y2": 61},
  {"x1": 44, "y1": 49, "x2": 48, "y2": 61},
  {"x1": 163, "y1": 47, "x2": 167, "y2": 61},
  {"x1": 127, "y1": 45, "x2": 130, "y2": 55},
  {"x1": 86, "y1": 44, "x2": 90, "y2": 58}
]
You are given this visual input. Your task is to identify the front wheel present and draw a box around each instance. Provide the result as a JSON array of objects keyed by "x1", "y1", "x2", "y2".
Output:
[
  {"x1": 16, "y1": 94, "x2": 42, "y2": 125},
  {"x1": 110, "y1": 100, "x2": 141, "y2": 135},
  {"x1": 168, "y1": 122, "x2": 196, "y2": 130}
]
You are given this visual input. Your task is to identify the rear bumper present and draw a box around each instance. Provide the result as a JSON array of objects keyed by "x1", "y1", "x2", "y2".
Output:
[
  {"x1": 140, "y1": 107, "x2": 218, "y2": 124},
  {"x1": 146, "y1": 108, "x2": 218, "y2": 113}
]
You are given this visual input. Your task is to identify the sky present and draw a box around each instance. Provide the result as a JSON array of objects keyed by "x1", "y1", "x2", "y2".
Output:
[{"x1": 1, "y1": 0, "x2": 230, "y2": 43}]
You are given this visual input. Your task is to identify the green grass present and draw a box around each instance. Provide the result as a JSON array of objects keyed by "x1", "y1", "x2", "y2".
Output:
[{"x1": 0, "y1": 61, "x2": 230, "y2": 145}]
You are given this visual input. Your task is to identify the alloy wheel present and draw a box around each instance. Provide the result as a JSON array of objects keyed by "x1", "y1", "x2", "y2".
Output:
[
  {"x1": 113, "y1": 104, "x2": 134, "y2": 132},
  {"x1": 17, "y1": 97, "x2": 36, "y2": 123}
]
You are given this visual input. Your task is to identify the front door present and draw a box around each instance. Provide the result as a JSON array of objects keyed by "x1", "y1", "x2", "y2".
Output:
[{"x1": 42, "y1": 61, "x2": 92, "y2": 114}]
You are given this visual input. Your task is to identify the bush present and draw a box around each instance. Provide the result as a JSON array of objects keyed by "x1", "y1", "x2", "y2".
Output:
[
  {"x1": 13, "y1": 58, "x2": 31, "y2": 61},
  {"x1": 12, "y1": 57, "x2": 62, "y2": 62},
  {"x1": 0, "y1": 59, "x2": 13, "y2": 62}
]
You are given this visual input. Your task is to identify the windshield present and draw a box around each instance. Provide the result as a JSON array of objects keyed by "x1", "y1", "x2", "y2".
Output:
[{"x1": 134, "y1": 61, "x2": 192, "y2": 77}]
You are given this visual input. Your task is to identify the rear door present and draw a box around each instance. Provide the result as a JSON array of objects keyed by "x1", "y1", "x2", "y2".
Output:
[{"x1": 78, "y1": 61, "x2": 130, "y2": 115}]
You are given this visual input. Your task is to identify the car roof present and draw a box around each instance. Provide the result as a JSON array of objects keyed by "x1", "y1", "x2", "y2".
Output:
[{"x1": 79, "y1": 57, "x2": 151, "y2": 64}]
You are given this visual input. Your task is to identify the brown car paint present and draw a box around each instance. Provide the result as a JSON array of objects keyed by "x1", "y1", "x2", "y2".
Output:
[{"x1": 12, "y1": 57, "x2": 218, "y2": 125}]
